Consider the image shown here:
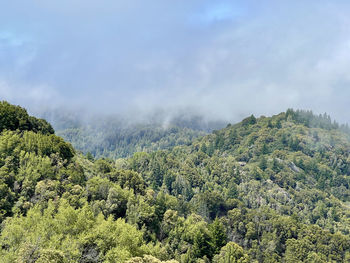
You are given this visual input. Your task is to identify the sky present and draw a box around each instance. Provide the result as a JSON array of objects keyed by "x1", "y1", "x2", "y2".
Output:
[{"x1": 1, "y1": 0, "x2": 350, "y2": 123}]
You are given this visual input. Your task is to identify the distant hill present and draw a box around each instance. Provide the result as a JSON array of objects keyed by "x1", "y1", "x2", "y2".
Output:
[{"x1": 41, "y1": 109, "x2": 226, "y2": 159}]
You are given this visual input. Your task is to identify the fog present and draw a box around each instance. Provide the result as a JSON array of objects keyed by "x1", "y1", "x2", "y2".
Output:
[{"x1": 1, "y1": 1, "x2": 350, "y2": 124}]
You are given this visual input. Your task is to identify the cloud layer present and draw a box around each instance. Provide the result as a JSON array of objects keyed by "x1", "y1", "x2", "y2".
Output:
[{"x1": 1, "y1": 1, "x2": 350, "y2": 123}]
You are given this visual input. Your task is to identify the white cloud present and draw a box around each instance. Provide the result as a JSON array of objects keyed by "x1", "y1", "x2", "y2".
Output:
[{"x1": 1, "y1": 1, "x2": 350, "y2": 123}]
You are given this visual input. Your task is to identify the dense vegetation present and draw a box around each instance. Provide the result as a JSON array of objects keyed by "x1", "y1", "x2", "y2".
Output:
[
  {"x1": 0, "y1": 101, "x2": 54, "y2": 135},
  {"x1": 1, "y1": 102, "x2": 350, "y2": 262},
  {"x1": 58, "y1": 125, "x2": 206, "y2": 160},
  {"x1": 43, "y1": 110, "x2": 224, "y2": 159}
]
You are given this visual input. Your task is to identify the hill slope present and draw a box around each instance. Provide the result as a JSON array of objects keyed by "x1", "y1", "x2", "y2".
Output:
[
  {"x1": 41, "y1": 109, "x2": 225, "y2": 159},
  {"x1": 1, "y1": 103, "x2": 350, "y2": 262}
]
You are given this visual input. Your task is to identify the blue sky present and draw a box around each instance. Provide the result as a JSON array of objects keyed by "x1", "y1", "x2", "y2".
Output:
[{"x1": 1, "y1": 0, "x2": 350, "y2": 122}]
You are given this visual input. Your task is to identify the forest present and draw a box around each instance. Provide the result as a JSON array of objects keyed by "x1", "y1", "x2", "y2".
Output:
[
  {"x1": 1, "y1": 101, "x2": 350, "y2": 262},
  {"x1": 42, "y1": 109, "x2": 225, "y2": 159}
]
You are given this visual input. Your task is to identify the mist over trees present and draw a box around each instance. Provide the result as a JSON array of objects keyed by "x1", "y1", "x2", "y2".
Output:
[{"x1": 40, "y1": 109, "x2": 226, "y2": 159}]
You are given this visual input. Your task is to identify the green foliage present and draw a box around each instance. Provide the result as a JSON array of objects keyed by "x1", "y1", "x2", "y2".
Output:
[
  {"x1": 0, "y1": 101, "x2": 54, "y2": 134},
  {"x1": 213, "y1": 242, "x2": 249, "y2": 263},
  {"x1": 0, "y1": 200, "x2": 155, "y2": 262},
  {"x1": 127, "y1": 255, "x2": 179, "y2": 263},
  {"x1": 209, "y1": 218, "x2": 227, "y2": 255},
  {"x1": 1, "y1": 103, "x2": 350, "y2": 262},
  {"x1": 0, "y1": 128, "x2": 75, "y2": 219},
  {"x1": 57, "y1": 123, "x2": 210, "y2": 159},
  {"x1": 242, "y1": 115, "x2": 257, "y2": 126}
]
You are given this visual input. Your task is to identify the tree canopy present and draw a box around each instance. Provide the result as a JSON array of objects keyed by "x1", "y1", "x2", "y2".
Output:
[{"x1": 1, "y1": 102, "x2": 350, "y2": 262}]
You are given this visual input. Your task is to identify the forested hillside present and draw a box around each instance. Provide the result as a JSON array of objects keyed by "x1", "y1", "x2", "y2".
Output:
[
  {"x1": 42, "y1": 110, "x2": 224, "y2": 159},
  {"x1": 58, "y1": 125, "x2": 206, "y2": 160},
  {"x1": 1, "y1": 102, "x2": 350, "y2": 262}
]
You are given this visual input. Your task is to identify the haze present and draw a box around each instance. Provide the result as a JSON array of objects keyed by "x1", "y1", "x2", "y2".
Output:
[{"x1": 1, "y1": 1, "x2": 350, "y2": 123}]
